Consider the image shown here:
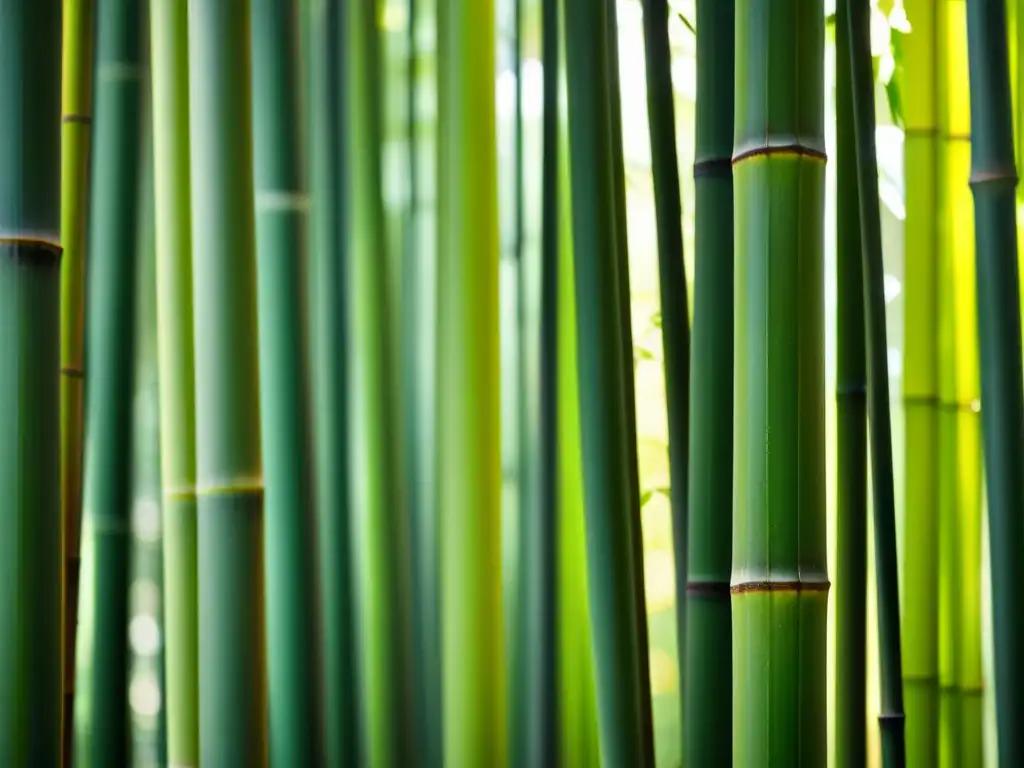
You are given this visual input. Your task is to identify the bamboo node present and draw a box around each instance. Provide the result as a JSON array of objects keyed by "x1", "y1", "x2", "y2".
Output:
[
  {"x1": 61, "y1": 366, "x2": 85, "y2": 380},
  {"x1": 686, "y1": 580, "x2": 731, "y2": 597},
  {"x1": 62, "y1": 113, "x2": 93, "y2": 125},
  {"x1": 969, "y1": 170, "x2": 1019, "y2": 189},
  {"x1": 164, "y1": 485, "x2": 198, "y2": 501},
  {"x1": 693, "y1": 157, "x2": 732, "y2": 179},
  {"x1": 730, "y1": 577, "x2": 830, "y2": 595},
  {"x1": 732, "y1": 140, "x2": 827, "y2": 166},
  {"x1": 196, "y1": 478, "x2": 265, "y2": 499}
]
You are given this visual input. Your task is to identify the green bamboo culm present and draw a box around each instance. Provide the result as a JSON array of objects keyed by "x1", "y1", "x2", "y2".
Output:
[
  {"x1": 302, "y1": 0, "x2": 362, "y2": 762},
  {"x1": 80, "y1": 0, "x2": 145, "y2": 761},
  {"x1": 0, "y1": 1, "x2": 62, "y2": 763},
  {"x1": 731, "y1": 1, "x2": 828, "y2": 764},
  {"x1": 685, "y1": 1, "x2": 734, "y2": 764},
  {"x1": 563, "y1": 0, "x2": 648, "y2": 762},
  {"x1": 845, "y1": 1, "x2": 907, "y2": 764},
  {"x1": 127, "y1": 109, "x2": 168, "y2": 766},
  {"x1": 602, "y1": 3, "x2": 655, "y2": 757},
  {"x1": 150, "y1": 1, "x2": 200, "y2": 761},
  {"x1": 516, "y1": 0, "x2": 560, "y2": 760},
  {"x1": 638, "y1": 2, "x2": 690, "y2": 745},
  {"x1": 187, "y1": 1, "x2": 268, "y2": 763},
  {"x1": 901, "y1": 0, "x2": 941, "y2": 763},
  {"x1": 58, "y1": 3, "x2": 95, "y2": 760},
  {"x1": 250, "y1": 1, "x2": 324, "y2": 763},
  {"x1": 346, "y1": 0, "x2": 418, "y2": 762},
  {"x1": 437, "y1": 0, "x2": 506, "y2": 762},
  {"x1": 834, "y1": 3, "x2": 868, "y2": 765},
  {"x1": 964, "y1": 0, "x2": 1024, "y2": 763}
]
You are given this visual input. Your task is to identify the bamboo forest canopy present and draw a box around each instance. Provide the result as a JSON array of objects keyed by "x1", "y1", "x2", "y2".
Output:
[{"x1": 2, "y1": 0, "x2": 1024, "y2": 766}]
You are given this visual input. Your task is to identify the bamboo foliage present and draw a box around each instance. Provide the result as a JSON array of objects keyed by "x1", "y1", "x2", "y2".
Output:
[
  {"x1": 58, "y1": 3, "x2": 95, "y2": 759},
  {"x1": 250, "y1": 1, "x2": 323, "y2": 763},
  {"x1": 965, "y1": 0, "x2": 1024, "y2": 763},
  {"x1": 0, "y1": 2, "x2": 62, "y2": 763},
  {"x1": 186, "y1": 1, "x2": 267, "y2": 762},
  {"x1": 437, "y1": 0, "x2": 506, "y2": 762}
]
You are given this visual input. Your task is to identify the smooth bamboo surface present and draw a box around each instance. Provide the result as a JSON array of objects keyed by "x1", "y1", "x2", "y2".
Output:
[
  {"x1": 731, "y1": 1, "x2": 828, "y2": 764},
  {"x1": 685, "y1": 0, "x2": 734, "y2": 764},
  {"x1": 965, "y1": 0, "x2": 1024, "y2": 762},
  {"x1": 901, "y1": 0, "x2": 941, "y2": 763},
  {"x1": 250, "y1": 1, "x2": 324, "y2": 763},
  {"x1": 58, "y1": 4, "x2": 95, "y2": 759},
  {"x1": 187, "y1": 1, "x2": 268, "y2": 762},
  {"x1": 150, "y1": 2, "x2": 200, "y2": 761},
  {"x1": 0, "y1": 1, "x2": 63, "y2": 763},
  {"x1": 302, "y1": 1, "x2": 362, "y2": 762},
  {"x1": 80, "y1": 1, "x2": 144, "y2": 761},
  {"x1": 437, "y1": 0, "x2": 506, "y2": 762}
]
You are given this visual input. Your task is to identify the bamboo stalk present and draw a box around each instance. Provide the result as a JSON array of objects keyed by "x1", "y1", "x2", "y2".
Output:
[
  {"x1": 437, "y1": 0, "x2": 506, "y2": 761},
  {"x1": 302, "y1": 1, "x2": 362, "y2": 761},
  {"x1": 555, "y1": 13, "x2": 601, "y2": 761},
  {"x1": 638, "y1": 4, "x2": 691, "y2": 757},
  {"x1": 80, "y1": 0, "x2": 145, "y2": 761},
  {"x1": 186, "y1": 1, "x2": 267, "y2": 762},
  {"x1": 965, "y1": 0, "x2": 1024, "y2": 762},
  {"x1": 0, "y1": 1, "x2": 63, "y2": 763},
  {"x1": 59, "y1": 3, "x2": 95, "y2": 760},
  {"x1": 516, "y1": 0, "x2": 560, "y2": 760},
  {"x1": 684, "y1": 1, "x2": 734, "y2": 763},
  {"x1": 731, "y1": 1, "x2": 828, "y2": 763},
  {"x1": 128, "y1": 104, "x2": 167, "y2": 765},
  {"x1": 901, "y1": 0, "x2": 941, "y2": 763},
  {"x1": 562, "y1": 0, "x2": 648, "y2": 761},
  {"x1": 845, "y1": 1, "x2": 907, "y2": 763},
  {"x1": 150, "y1": 2, "x2": 200, "y2": 761},
  {"x1": 250, "y1": 1, "x2": 324, "y2": 763},
  {"x1": 602, "y1": 4, "x2": 655, "y2": 757},
  {"x1": 835, "y1": 4, "x2": 868, "y2": 765},
  {"x1": 346, "y1": 0, "x2": 418, "y2": 762}
]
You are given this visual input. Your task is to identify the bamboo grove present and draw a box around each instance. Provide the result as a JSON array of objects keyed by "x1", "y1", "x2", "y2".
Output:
[{"x1": 3, "y1": 0, "x2": 1024, "y2": 765}]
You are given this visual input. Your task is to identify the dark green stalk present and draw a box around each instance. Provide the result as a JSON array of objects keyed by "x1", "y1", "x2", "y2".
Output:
[
  {"x1": 731, "y1": 1, "x2": 828, "y2": 764},
  {"x1": 0, "y1": 5, "x2": 62, "y2": 764},
  {"x1": 965, "y1": 0, "x2": 1024, "y2": 763},
  {"x1": 834, "y1": 4, "x2": 868, "y2": 765},
  {"x1": 516, "y1": 0, "x2": 560, "y2": 762},
  {"x1": 845, "y1": 0, "x2": 906, "y2": 764},
  {"x1": 639, "y1": 0, "x2": 690, "y2": 746},
  {"x1": 401, "y1": 0, "x2": 443, "y2": 760},
  {"x1": 302, "y1": 1, "x2": 361, "y2": 762},
  {"x1": 81, "y1": 0, "x2": 145, "y2": 761},
  {"x1": 187, "y1": 2, "x2": 267, "y2": 763},
  {"x1": 602, "y1": 4, "x2": 655, "y2": 759},
  {"x1": 563, "y1": 0, "x2": 647, "y2": 762},
  {"x1": 346, "y1": 0, "x2": 417, "y2": 762},
  {"x1": 401, "y1": 0, "x2": 442, "y2": 765},
  {"x1": 251, "y1": 2, "x2": 324, "y2": 763},
  {"x1": 684, "y1": 1, "x2": 734, "y2": 763}
]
